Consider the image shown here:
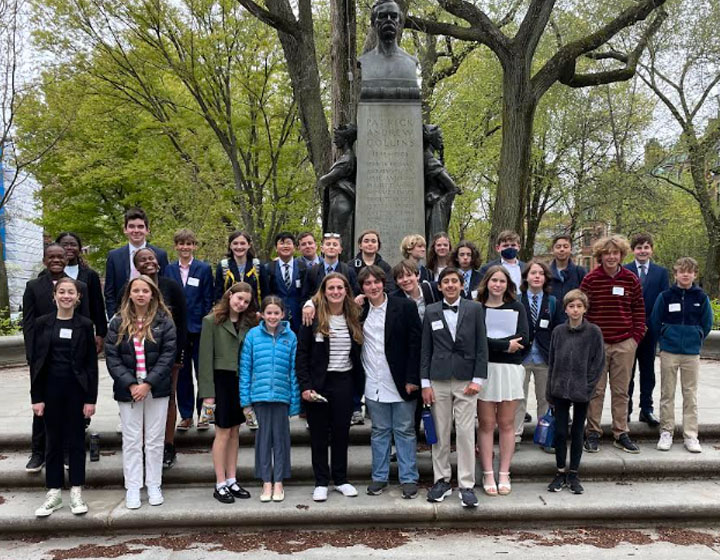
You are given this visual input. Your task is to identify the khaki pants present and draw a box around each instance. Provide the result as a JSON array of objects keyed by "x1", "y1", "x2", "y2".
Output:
[
  {"x1": 430, "y1": 379, "x2": 478, "y2": 489},
  {"x1": 514, "y1": 363, "x2": 548, "y2": 436},
  {"x1": 586, "y1": 338, "x2": 636, "y2": 439},
  {"x1": 659, "y1": 351, "x2": 699, "y2": 439}
]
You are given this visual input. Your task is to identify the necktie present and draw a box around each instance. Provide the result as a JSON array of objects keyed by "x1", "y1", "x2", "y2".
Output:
[
  {"x1": 442, "y1": 302, "x2": 458, "y2": 313},
  {"x1": 283, "y1": 263, "x2": 291, "y2": 289},
  {"x1": 639, "y1": 264, "x2": 646, "y2": 282},
  {"x1": 463, "y1": 270, "x2": 471, "y2": 294},
  {"x1": 531, "y1": 293, "x2": 539, "y2": 325},
  {"x1": 326, "y1": 265, "x2": 333, "y2": 276}
]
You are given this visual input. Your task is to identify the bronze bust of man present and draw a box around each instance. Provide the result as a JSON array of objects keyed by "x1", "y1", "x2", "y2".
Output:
[{"x1": 358, "y1": 0, "x2": 420, "y2": 100}]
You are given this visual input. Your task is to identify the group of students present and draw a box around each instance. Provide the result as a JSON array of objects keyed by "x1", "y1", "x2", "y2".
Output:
[{"x1": 23, "y1": 206, "x2": 713, "y2": 516}]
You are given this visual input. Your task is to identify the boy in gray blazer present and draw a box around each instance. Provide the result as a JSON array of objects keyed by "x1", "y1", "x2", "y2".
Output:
[{"x1": 421, "y1": 267, "x2": 488, "y2": 507}]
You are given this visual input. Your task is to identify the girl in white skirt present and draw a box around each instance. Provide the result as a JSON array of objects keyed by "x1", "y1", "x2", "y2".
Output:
[{"x1": 476, "y1": 265, "x2": 529, "y2": 496}]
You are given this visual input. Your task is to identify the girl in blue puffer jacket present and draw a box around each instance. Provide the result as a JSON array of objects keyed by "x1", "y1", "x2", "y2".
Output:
[{"x1": 240, "y1": 296, "x2": 299, "y2": 503}]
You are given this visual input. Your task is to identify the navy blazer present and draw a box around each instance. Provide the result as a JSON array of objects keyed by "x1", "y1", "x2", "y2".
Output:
[
  {"x1": 520, "y1": 290, "x2": 563, "y2": 363},
  {"x1": 624, "y1": 261, "x2": 670, "y2": 325},
  {"x1": 104, "y1": 243, "x2": 169, "y2": 318},
  {"x1": 459, "y1": 269, "x2": 482, "y2": 300},
  {"x1": 262, "y1": 258, "x2": 307, "y2": 333},
  {"x1": 164, "y1": 259, "x2": 214, "y2": 334}
]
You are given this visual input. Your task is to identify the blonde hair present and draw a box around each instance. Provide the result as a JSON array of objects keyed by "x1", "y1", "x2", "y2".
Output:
[
  {"x1": 592, "y1": 235, "x2": 630, "y2": 263},
  {"x1": 564, "y1": 289, "x2": 589, "y2": 310},
  {"x1": 673, "y1": 256, "x2": 699, "y2": 274},
  {"x1": 116, "y1": 275, "x2": 172, "y2": 344},
  {"x1": 400, "y1": 234, "x2": 426, "y2": 259},
  {"x1": 311, "y1": 272, "x2": 363, "y2": 344}
]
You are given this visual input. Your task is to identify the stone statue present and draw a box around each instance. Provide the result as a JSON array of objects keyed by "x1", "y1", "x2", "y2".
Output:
[
  {"x1": 424, "y1": 124, "x2": 461, "y2": 240},
  {"x1": 320, "y1": 124, "x2": 357, "y2": 260},
  {"x1": 358, "y1": 0, "x2": 420, "y2": 100}
]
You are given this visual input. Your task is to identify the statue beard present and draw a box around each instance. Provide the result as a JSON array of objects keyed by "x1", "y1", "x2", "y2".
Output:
[{"x1": 378, "y1": 21, "x2": 398, "y2": 43}]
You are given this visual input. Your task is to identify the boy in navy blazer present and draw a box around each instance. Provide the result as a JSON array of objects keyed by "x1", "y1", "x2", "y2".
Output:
[
  {"x1": 164, "y1": 229, "x2": 214, "y2": 430},
  {"x1": 479, "y1": 230, "x2": 525, "y2": 290},
  {"x1": 104, "y1": 207, "x2": 168, "y2": 318},
  {"x1": 624, "y1": 233, "x2": 669, "y2": 426},
  {"x1": 263, "y1": 232, "x2": 307, "y2": 333}
]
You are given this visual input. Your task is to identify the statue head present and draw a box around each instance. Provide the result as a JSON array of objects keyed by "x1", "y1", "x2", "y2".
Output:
[
  {"x1": 423, "y1": 124, "x2": 444, "y2": 151},
  {"x1": 333, "y1": 124, "x2": 358, "y2": 149},
  {"x1": 371, "y1": 0, "x2": 403, "y2": 44}
]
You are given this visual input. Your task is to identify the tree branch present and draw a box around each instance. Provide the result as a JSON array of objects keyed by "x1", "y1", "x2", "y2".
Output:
[
  {"x1": 235, "y1": 0, "x2": 297, "y2": 36},
  {"x1": 515, "y1": 0, "x2": 556, "y2": 56}
]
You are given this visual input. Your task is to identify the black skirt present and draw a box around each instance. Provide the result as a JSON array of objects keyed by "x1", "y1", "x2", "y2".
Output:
[{"x1": 213, "y1": 369, "x2": 245, "y2": 428}]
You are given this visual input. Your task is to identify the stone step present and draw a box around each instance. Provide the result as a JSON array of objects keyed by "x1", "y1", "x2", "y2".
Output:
[
  {"x1": 2, "y1": 479, "x2": 720, "y2": 535},
  {"x1": 3, "y1": 418, "x2": 718, "y2": 451},
  {"x1": 3, "y1": 440, "x2": 719, "y2": 489}
]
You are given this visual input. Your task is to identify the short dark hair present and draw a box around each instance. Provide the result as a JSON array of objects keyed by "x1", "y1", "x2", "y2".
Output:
[
  {"x1": 357, "y1": 229, "x2": 382, "y2": 250},
  {"x1": 124, "y1": 207, "x2": 148, "y2": 228},
  {"x1": 43, "y1": 242, "x2": 66, "y2": 258},
  {"x1": 133, "y1": 247, "x2": 158, "y2": 267},
  {"x1": 438, "y1": 266, "x2": 463, "y2": 284},
  {"x1": 358, "y1": 264, "x2": 386, "y2": 287},
  {"x1": 551, "y1": 233, "x2": 572, "y2": 247},
  {"x1": 630, "y1": 232, "x2": 654, "y2": 249},
  {"x1": 226, "y1": 231, "x2": 256, "y2": 260},
  {"x1": 274, "y1": 232, "x2": 296, "y2": 246},
  {"x1": 297, "y1": 231, "x2": 315, "y2": 243},
  {"x1": 392, "y1": 259, "x2": 419, "y2": 280}
]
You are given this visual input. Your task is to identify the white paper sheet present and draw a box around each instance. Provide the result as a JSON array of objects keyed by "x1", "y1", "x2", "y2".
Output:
[{"x1": 485, "y1": 308, "x2": 518, "y2": 339}]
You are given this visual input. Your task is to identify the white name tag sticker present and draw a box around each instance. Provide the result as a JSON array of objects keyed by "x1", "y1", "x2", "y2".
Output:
[
  {"x1": 59, "y1": 328, "x2": 73, "y2": 340},
  {"x1": 187, "y1": 277, "x2": 200, "y2": 287},
  {"x1": 471, "y1": 290, "x2": 478, "y2": 300},
  {"x1": 315, "y1": 333, "x2": 324, "y2": 343},
  {"x1": 296, "y1": 279, "x2": 302, "y2": 288},
  {"x1": 612, "y1": 286, "x2": 625, "y2": 296},
  {"x1": 431, "y1": 320, "x2": 444, "y2": 331},
  {"x1": 539, "y1": 319, "x2": 549, "y2": 329},
  {"x1": 668, "y1": 303, "x2": 681, "y2": 312}
]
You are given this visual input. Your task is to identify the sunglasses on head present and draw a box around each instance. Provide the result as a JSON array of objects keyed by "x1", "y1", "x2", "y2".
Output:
[{"x1": 323, "y1": 233, "x2": 341, "y2": 239}]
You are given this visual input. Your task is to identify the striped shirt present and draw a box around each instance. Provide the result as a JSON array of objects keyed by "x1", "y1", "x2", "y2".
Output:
[
  {"x1": 580, "y1": 266, "x2": 646, "y2": 344},
  {"x1": 328, "y1": 315, "x2": 353, "y2": 372},
  {"x1": 133, "y1": 320, "x2": 147, "y2": 381}
]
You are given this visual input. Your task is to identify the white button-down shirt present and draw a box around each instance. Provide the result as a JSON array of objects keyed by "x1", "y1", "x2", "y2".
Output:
[
  {"x1": 362, "y1": 295, "x2": 402, "y2": 403},
  {"x1": 501, "y1": 259, "x2": 522, "y2": 291}
]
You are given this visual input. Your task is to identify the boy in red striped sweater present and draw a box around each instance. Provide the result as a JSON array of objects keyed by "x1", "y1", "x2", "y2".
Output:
[{"x1": 580, "y1": 235, "x2": 646, "y2": 454}]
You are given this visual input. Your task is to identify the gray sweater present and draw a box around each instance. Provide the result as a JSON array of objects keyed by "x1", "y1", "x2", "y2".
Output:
[{"x1": 546, "y1": 320, "x2": 605, "y2": 404}]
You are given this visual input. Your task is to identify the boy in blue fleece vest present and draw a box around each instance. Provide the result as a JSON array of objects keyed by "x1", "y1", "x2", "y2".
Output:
[{"x1": 650, "y1": 257, "x2": 713, "y2": 454}]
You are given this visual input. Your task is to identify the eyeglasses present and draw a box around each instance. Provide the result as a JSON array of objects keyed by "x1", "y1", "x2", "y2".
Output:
[{"x1": 323, "y1": 233, "x2": 341, "y2": 239}]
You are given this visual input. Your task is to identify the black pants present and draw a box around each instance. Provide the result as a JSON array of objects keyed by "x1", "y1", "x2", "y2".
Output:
[
  {"x1": 628, "y1": 333, "x2": 657, "y2": 415},
  {"x1": 44, "y1": 374, "x2": 87, "y2": 488},
  {"x1": 553, "y1": 399, "x2": 588, "y2": 472},
  {"x1": 305, "y1": 371, "x2": 354, "y2": 486}
]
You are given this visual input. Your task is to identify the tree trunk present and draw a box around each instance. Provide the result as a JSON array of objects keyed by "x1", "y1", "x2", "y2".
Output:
[
  {"x1": 331, "y1": 0, "x2": 357, "y2": 132},
  {"x1": 488, "y1": 62, "x2": 536, "y2": 257},
  {"x1": 0, "y1": 235, "x2": 9, "y2": 317},
  {"x1": 704, "y1": 224, "x2": 720, "y2": 299}
]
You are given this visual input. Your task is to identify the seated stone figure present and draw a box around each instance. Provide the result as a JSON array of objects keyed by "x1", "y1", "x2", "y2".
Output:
[{"x1": 424, "y1": 124, "x2": 461, "y2": 240}]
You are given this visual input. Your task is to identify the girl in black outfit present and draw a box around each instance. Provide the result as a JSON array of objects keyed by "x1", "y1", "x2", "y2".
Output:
[
  {"x1": 55, "y1": 232, "x2": 107, "y2": 353},
  {"x1": 214, "y1": 231, "x2": 266, "y2": 304},
  {"x1": 31, "y1": 277, "x2": 98, "y2": 517},
  {"x1": 133, "y1": 248, "x2": 187, "y2": 467}
]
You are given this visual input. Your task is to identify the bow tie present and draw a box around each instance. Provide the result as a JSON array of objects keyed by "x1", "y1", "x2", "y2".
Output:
[{"x1": 442, "y1": 303, "x2": 458, "y2": 313}]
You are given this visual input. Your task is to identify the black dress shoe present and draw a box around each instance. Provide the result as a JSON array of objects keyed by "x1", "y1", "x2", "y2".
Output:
[
  {"x1": 228, "y1": 483, "x2": 251, "y2": 499},
  {"x1": 213, "y1": 486, "x2": 235, "y2": 504},
  {"x1": 524, "y1": 413, "x2": 532, "y2": 423},
  {"x1": 639, "y1": 410, "x2": 660, "y2": 427}
]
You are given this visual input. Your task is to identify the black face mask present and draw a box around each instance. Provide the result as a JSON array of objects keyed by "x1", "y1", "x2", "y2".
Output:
[{"x1": 500, "y1": 247, "x2": 518, "y2": 260}]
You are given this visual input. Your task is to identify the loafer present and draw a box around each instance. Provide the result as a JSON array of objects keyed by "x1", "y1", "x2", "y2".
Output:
[
  {"x1": 613, "y1": 433, "x2": 640, "y2": 454},
  {"x1": 401, "y1": 482, "x2": 418, "y2": 499},
  {"x1": 213, "y1": 486, "x2": 235, "y2": 504},
  {"x1": 427, "y1": 479, "x2": 452, "y2": 502},
  {"x1": 272, "y1": 489, "x2": 285, "y2": 502},
  {"x1": 260, "y1": 490, "x2": 272, "y2": 503},
  {"x1": 228, "y1": 483, "x2": 251, "y2": 499},
  {"x1": 177, "y1": 418, "x2": 193, "y2": 431},
  {"x1": 639, "y1": 410, "x2": 660, "y2": 427},
  {"x1": 524, "y1": 413, "x2": 532, "y2": 423},
  {"x1": 366, "y1": 481, "x2": 388, "y2": 496}
]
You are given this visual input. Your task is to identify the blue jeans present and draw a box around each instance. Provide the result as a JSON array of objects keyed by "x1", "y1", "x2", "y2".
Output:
[{"x1": 366, "y1": 399, "x2": 418, "y2": 484}]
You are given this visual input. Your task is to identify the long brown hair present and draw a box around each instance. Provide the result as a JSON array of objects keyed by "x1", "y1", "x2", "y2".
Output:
[
  {"x1": 116, "y1": 275, "x2": 172, "y2": 344},
  {"x1": 477, "y1": 265, "x2": 517, "y2": 304},
  {"x1": 212, "y1": 281, "x2": 259, "y2": 328},
  {"x1": 427, "y1": 232, "x2": 452, "y2": 273},
  {"x1": 311, "y1": 272, "x2": 363, "y2": 344}
]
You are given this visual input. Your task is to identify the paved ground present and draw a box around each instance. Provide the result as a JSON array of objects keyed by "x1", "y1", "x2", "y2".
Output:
[
  {"x1": 2, "y1": 526, "x2": 720, "y2": 559},
  {"x1": 3, "y1": 358, "x2": 720, "y2": 438}
]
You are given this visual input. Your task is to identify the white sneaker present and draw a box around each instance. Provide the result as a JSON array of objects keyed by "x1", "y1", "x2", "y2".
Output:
[
  {"x1": 334, "y1": 483, "x2": 358, "y2": 497},
  {"x1": 147, "y1": 485, "x2": 164, "y2": 506},
  {"x1": 126, "y1": 488, "x2": 141, "y2": 509},
  {"x1": 312, "y1": 486, "x2": 328, "y2": 502},
  {"x1": 35, "y1": 489, "x2": 62, "y2": 517},
  {"x1": 69, "y1": 486, "x2": 88, "y2": 515},
  {"x1": 657, "y1": 431, "x2": 673, "y2": 451},
  {"x1": 684, "y1": 437, "x2": 702, "y2": 453}
]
